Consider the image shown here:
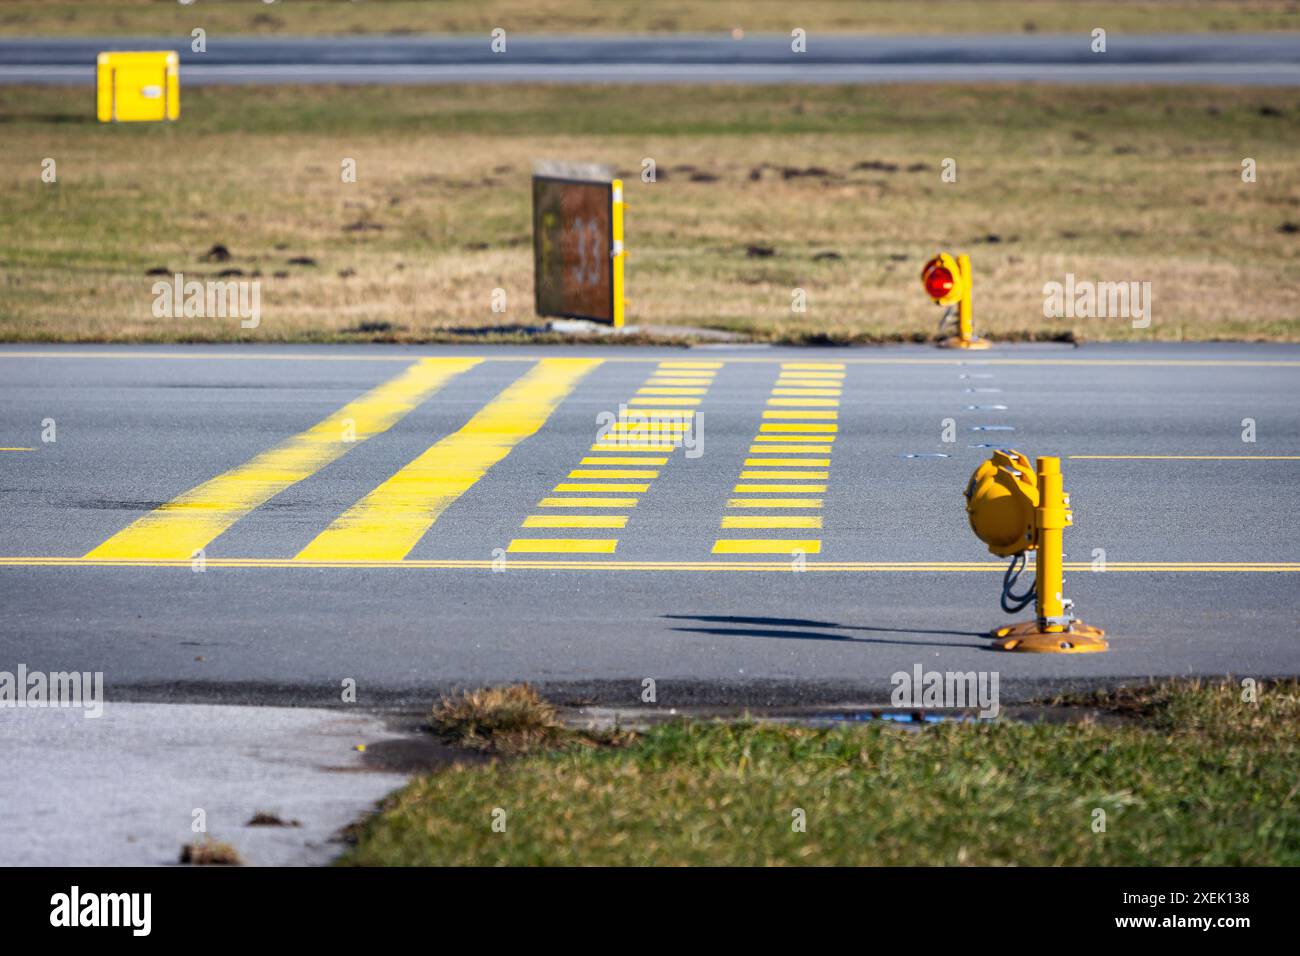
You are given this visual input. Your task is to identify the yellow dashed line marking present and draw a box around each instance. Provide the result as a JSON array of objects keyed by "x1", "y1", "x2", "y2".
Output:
[
  {"x1": 538, "y1": 497, "x2": 639, "y2": 507},
  {"x1": 713, "y1": 539, "x2": 822, "y2": 555},
  {"x1": 522, "y1": 515, "x2": 628, "y2": 529},
  {"x1": 733, "y1": 483, "x2": 828, "y2": 493},
  {"x1": 507, "y1": 538, "x2": 618, "y2": 554},
  {"x1": 721, "y1": 515, "x2": 822, "y2": 529}
]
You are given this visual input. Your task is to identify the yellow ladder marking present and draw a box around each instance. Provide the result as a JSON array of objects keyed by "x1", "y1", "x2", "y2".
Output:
[
  {"x1": 522, "y1": 515, "x2": 628, "y2": 529},
  {"x1": 85, "y1": 357, "x2": 481, "y2": 560},
  {"x1": 507, "y1": 538, "x2": 618, "y2": 554},
  {"x1": 713, "y1": 539, "x2": 822, "y2": 554},
  {"x1": 721, "y1": 515, "x2": 822, "y2": 529},
  {"x1": 296, "y1": 358, "x2": 599, "y2": 561}
]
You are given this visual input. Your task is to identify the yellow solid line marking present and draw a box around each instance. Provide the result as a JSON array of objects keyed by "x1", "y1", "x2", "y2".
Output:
[
  {"x1": 745, "y1": 458, "x2": 831, "y2": 467},
  {"x1": 750, "y1": 444, "x2": 835, "y2": 454},
  {"x1": 554, "y1": 482, "x2": 651, "y2": 492},
  {"x1": 713, "y1": 539, "x2": 823, "y2": 555},
  {"x1": 522, "y1": 515, "x2": 627, "y2": 529},
  {"x1": 721, "y1": 515, "x2": 822, "y2": 529},
  {"x1": 580, "y1": 456, "x2": 669, "y2": 466},
  {"x1": 538, "y1": 497, "x2": 639, "y2": 507},
  {"x1": 763, "y1": 410, "x2": 838, "y2": 419},
  {"x1": 760, "y1": 423, "x2": 838, "y2": 433},
  {"x1": 5, "y1": 557, "x2": 1298, "y2": 572},
  {"x1": 727, "y1": 498, "x2": 824, "y2": 508},
  {"x1": 0, "y1": 447, "x2": 35, "y2": 452},
  {"x1": 739, "y1": 470, "x2": 828, "y2": 480},
  {"x1": 628, "y1": 397, "x2": 700, "y2": 406},
  {"x1": 1069, "y1": 455, "x2": 1300, "y2": 460},
  {"x1": 767, "y1": 398, "x2": 841, "y2": 407},
  {"x1": 85, "y1": 357, "x2": 482, "y2": 561},
  {"x1": 507, "y1": 538, "x2": 618, "y2": 554},
  {"x1": 734, "y1": 483, "x2": 828, "y2": 493},
  {"x1": 752, "y1": 434, "x2": 835, "y2": 443},
  {"x1": 568, "y1": 469, "x2": 659, "y2": 479},
  {"x1": 296, "y1": 358, "x2": 598, "y2": 561}
]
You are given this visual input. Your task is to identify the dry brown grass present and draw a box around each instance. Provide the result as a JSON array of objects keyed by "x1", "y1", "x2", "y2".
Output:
[
  {"x1": 179, "y1": 837, "x2": 245, "y2": 865},
  {"x1": 2, "y1": 83, "x2": 1297, "y2": 343},
  {"x1": 2, "y1": 0, "x2": 1296, "y2": 37}
]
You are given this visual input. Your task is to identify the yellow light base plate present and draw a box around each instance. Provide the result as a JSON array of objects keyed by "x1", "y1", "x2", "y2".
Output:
[
  {"x1": 938, "y1": 336, "x2": 992, "y2": 350},
  {"x1": 991, "y1": 620, "x2": 1108, "y2": 653}
]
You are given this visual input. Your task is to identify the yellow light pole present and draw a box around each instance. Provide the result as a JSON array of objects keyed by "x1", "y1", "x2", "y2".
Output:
[
  {"x1": 965, "y1": 451, "x2": 1107, "y2": 653},
  {"x1": 921, "y1": 252, "x2": 989, "y2": 349}
]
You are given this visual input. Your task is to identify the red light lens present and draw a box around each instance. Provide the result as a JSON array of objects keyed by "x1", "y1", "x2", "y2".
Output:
[{"x1": 924, "y1": 265, "x2": 955, "y2": 300}]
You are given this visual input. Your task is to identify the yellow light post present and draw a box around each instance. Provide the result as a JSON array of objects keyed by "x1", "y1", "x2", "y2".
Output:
[
  {"x1": 964, "y1": 450, "x2": 1107, "y2": 653},
  {"x1": 921, "y1": 252, "x2": 989, "y2": 350},
  {"x1": 96, "y1": 51, "x2": 180, "y2": 123}
]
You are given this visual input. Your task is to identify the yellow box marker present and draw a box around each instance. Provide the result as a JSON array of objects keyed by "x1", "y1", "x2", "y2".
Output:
[
  {"x1": 734, "y1": 483, "x2": 828, "y2": 493},
  {"x1": 745, "y1": 458, "x2": 831, "y2": 467},
  {"x1": 721, "y1": 515, "x2": 822, "y2": 529},
  {"x1": 554, "y1": 482, "x2": 651, "y2": 493},
  {"x1": 772, "y1": 388, "x2": 841, "y2": 396},
  {"x1": 97, "y1": 51, "x2": 179, "y2": 123},
  {"x1": 580, "y1": 456, "x2": 669, "y2": 466},
  {"x1": 538, "y1": 497, "x2": 638, "y2": 507},
  {"x1": 295, "y1": 358, "x2": 600, "y2": 561},
  {"x1": 727, "y1": 498, "x2": 823, "y2": 508},
  {"x1": 85, "y1": 357, "x2": 482, "y2": 560},
  {"x1": 761, "y1": 423, "x2": 838, "y2": 433},
  {"x1": 568, "y1": 469, "x2": 659, "y2": 480},
  {"x1": 636, "y1": 387, "x2": 707, "y2": 396},
  {"x1": 781, "y1": 363, "x2": 844, "y2": 370},
  {"x1": 763, "y1": 410, "x2": 838, "y2": 420},
  {"x1": 767, "y1": 398, "x2": 840, "y2": 407},
  {"x1": 750, "y1": 444, "x2": 834, "y2": 454},
  {"x1": 740, "y1": 470, "x2": 829, "y2": 480},
  {"x1": 753, "y1": 434, "x2": 835, "y2": 443},
  {"x1": 713, "y1": 539, "x2": 822, "y2": 555},
  {"x1": 523, "y1": 515, "x2": 627, "y2": 529},
  {"x1": 507, "y1": 538, "x2": 618, "y2": 554}
]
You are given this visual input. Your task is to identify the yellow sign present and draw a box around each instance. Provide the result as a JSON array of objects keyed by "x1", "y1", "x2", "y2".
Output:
[{"x1": 96, "y1": 51, "x2": 179, "y2": 123}]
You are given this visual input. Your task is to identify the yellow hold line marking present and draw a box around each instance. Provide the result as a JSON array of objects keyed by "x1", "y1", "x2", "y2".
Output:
[
  {"x1": 4, "y1": 558, "x2": 1296, "y2": 572},
  {"x1": 721, "y1": 516, "x2": 822, "y2": 529},
  {"x1": 537, "y1": 497, "x2": 639, "y2": 507},
  {"x1": 713, "y1": 539, "x2": 822, "y2": 554},
  {"x1": 506, "y1": 538, "x2": 618, "y2": 554},
  {"x1": 295, "y1": 358, "x2": 600, "y2": 561},
  {"x1": 84, "y1": 357, "x2": 482, "y2": 561},
  {"x1": 522, "y1": 515, "x2": 627, "y2": 529},
  {"x1": 568, "y1": 469, "x2": 659, "y2": 479},
  {"x1": 745, "y1": 458, "x2": 831, "y2": 467}
]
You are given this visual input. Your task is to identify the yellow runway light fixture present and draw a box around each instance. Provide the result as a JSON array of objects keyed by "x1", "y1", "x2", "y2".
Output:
[
  {"x1": 964, "y1": 450, "x2": 1107, "y2": 653},
  {"x1": 921, "y1": 252, "x2": 988, "y2": 350},
  {"x1": 96, "y1": 51, "x2": 180, "y2": 123}
]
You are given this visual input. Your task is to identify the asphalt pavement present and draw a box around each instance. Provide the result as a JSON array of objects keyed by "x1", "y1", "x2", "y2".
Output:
[
  {"x1": 1, "y1": 342, "x2": 1296, "y2": 709},
  {"x1": 3, "y1": 34, "x2": 1300, "y2": 85}
]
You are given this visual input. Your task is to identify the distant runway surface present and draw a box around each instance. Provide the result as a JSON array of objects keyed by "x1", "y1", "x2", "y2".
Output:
[
  {"x1": 0, "y1": 342, "x2": 1297, "y2": 708},
  {"x1": 3, "y1": 34, "x2": 1300, "y2": 85}
]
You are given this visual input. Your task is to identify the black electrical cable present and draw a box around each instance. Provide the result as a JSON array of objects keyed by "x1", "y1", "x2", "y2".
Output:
[{"x1": 1000, "y1": 552, "x2": 1036, "y2": 614}]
